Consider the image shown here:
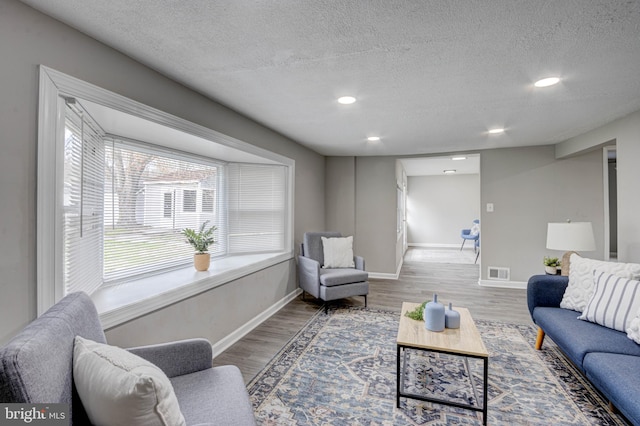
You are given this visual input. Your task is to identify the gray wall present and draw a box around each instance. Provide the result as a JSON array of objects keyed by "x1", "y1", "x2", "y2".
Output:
[
  {"x1": 480, "y1": 146, "x2": 604, "y2": 282},
  {"x1": 0, "y1": 0, "x2": 324, "y2": 346},
  {"x1": 557, "y1": 109, "x2": 640, "y2": 263},
  {"x1": 407, "y1": 174, "x2": 480, "y2": 246},
  {"x1": 325, "y1": 157, "x2": 355, "y2": 238},
  {"x1": 355, "y1": 157, "x2": 399, "y2": 275},
  {"x1": 325, "y1": 156, "x2": 401, "y2": 275}
]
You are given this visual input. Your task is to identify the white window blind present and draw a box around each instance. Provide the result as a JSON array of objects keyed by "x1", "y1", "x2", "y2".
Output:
[
  {"x1": 227, "y1": 163, "x2": 286, "y2": 253},
  {"x1": 103, "y1": 139, "x2": 221, "y2": 282},
  {"x1": 62, "y1": 100, "x2": 288, "y2": 294},
  {"x1": 63, "y1": 102, "x2": 105, "y2": 296}
]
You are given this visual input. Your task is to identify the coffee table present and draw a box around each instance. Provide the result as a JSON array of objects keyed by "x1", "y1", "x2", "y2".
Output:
[{"x1": 396, "y1": 302, "x2": 489, "y2": 425}]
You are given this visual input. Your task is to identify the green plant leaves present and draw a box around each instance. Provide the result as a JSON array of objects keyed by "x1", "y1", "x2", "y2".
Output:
[{"x1": 181, "y1": 220, "x2": 217, "y2": 254}]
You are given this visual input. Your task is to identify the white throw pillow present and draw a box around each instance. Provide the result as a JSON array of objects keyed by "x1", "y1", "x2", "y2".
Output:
[
  {"x1": 560, "y1": 254, "x2": 640, "y2": 312},
  {"x1": 627, "y1": 313, "x2": 640, "y2": 344},
  {"x1": 579, "y1": 270, "x2": 640, "y2": 333},
  {"x1": 321, "y1": 236, "x2": 355, "y2": 268},
  {"x1": 73, "y1": 336, "x2": 186, "y2": 426}
]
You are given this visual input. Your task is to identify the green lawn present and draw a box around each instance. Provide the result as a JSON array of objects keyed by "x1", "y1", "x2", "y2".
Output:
[{"x1": 103, "y1": 228, "x2": 193, "y2": 275}]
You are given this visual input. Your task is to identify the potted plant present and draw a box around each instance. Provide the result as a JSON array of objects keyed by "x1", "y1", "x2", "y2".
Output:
[
  {"x1": 543, "y1": 256, "x2": 561, "y2": 275},
  {"x1": 182, "y1": 221, "x2": 217, "y2": 271}
]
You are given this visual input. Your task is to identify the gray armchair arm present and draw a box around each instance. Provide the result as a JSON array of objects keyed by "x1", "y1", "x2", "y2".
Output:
[
  {"x1": 127, "y1": 338, "x2": 212, "y2": 378},
  {"x1": 298, "y1": 255, "x2": 321, "y2": 298},
  {"x1": 355, "y1": 256, "x2": 365, "y2": 271}
]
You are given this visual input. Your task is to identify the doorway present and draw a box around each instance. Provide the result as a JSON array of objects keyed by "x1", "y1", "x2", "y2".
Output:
[
  {"x1": 399, "y1": 154, "x2": 481, "y2": 265},
  {"x1": 604, "y1": 146, "x2": 617, "y2": 260}
]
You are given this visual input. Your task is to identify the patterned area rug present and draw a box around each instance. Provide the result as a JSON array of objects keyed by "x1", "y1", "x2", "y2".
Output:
[{"x1": 248, "y1": 307, "x2": 628, "y2": 425}]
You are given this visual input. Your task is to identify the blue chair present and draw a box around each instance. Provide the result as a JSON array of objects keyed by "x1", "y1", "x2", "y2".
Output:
[{"x1": 460, "y1": 219, "x2": 480, "y2": 253}]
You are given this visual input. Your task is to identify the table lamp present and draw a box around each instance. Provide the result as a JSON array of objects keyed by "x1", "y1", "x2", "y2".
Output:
[{"x1": 546, "y1": 221, "x2": 596, "y2": 276}]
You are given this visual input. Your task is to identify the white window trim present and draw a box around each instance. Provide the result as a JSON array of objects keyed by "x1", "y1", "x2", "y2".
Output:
[{"x1": 37, "y1": 66, "x2": 295, "y2": 327}]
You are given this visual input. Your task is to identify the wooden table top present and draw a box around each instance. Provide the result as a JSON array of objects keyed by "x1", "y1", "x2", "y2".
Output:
[{"x1": 396, "y1": 302, "x2": 488, "y2": 358}]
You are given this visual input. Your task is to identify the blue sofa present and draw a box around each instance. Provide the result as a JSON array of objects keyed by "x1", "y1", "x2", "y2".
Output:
[{"x1": 528, "y1": 275, "x2": 640, "y2": 425}]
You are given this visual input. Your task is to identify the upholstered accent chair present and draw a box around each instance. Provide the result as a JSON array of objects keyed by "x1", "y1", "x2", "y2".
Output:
[
  {"x1": 0, "y1": 292, "x2": 256, "y2": 425},
  {"x1": 298, "y1": 231, "x2": 369, "y2": 313},
  {"x1": 460, "y1": 219, "x2": 480, "y2": 252}
]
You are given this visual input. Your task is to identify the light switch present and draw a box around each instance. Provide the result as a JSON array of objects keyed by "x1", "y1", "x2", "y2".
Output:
[{"x1": 486, "y1": 203, "x2": 494, "y2": 212}]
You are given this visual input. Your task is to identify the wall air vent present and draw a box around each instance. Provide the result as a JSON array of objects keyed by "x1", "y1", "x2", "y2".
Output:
[{"x1": 488, "y1": 266, "x2": 510, "y2": 281}]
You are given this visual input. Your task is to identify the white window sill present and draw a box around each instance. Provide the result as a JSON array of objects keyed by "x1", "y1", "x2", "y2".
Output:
[{"x1": 93, "y1": 251, "x2": 293, "y2": 329}]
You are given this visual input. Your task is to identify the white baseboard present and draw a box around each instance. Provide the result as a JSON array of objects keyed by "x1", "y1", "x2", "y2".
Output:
[
  {"x1": 368, "y1": 258, "x2": 403, "y2": 280},
  {"x1": 211, "y1": 288, "x2": 302, "y2": 358},
  {"x1": 478, "y1": 279, "x2": 527, "y2": 289},
  {"x1": 408, "y1": 243, "x2": 461, "y2": 248}
]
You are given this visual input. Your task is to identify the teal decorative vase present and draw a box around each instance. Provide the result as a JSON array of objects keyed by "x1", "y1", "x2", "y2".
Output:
[
  {"x1": 445, "y1": 302, "x2": 461, "y2": 329},
  {"x1": 424, "y1": 294, "x2": 445, "y2": 332}
]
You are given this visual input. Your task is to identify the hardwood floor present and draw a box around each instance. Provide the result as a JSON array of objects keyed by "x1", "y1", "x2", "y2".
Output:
[{"x1": 213, "y1": 248, "x2": 533, "y2": 383}]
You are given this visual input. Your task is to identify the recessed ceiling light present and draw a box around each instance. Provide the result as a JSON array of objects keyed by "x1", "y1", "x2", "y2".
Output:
[
  {"x1": 534, "y1": 77, "x2": 560, "y2": 88},
  {"x1": 443, "y1": 169, "x2": 456, "y2": 174},
  {"x1": 367, "y1": 136, "x2": 380, "y2": 142},
  {"x1": 451, "y1": 156, "x2": 467, "y2": 161},
  {"x1": 488, "y1": 128, "x2": 505, "y2": 134},
  {"x1": 337, "y1": 96, "x2": 357, "y2": 105}
]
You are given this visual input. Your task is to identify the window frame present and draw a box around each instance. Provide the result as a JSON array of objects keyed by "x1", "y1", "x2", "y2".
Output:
[
  {"x1": 202, "y1": 189, "x2": 214, "y2": 213},
  {"x1": 37, "y1": 66, "x2": 294, "y2": 326},
  {"x1": 163, "y1": 192, "x2": 174, "y2": 218},
  {"x1": 182, "y1": 189, "x2": 197, "y2": 213}
]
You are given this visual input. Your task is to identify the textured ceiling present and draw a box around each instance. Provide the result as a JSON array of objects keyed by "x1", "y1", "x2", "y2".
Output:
[{"x1": 20, "y1": 0, "x2": 640, "y2": 156}]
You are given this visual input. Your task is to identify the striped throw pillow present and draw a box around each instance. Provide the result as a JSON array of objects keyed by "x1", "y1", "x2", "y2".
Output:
[{"x1": 578, "y1": 270, "x2": 640, "y2": 333}]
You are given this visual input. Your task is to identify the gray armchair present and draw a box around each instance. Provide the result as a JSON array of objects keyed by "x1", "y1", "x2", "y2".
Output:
[
  {"x1": 0, "y1": 292, "x2": 256, "y2": 425},
  {"x1": 298, "y1": 231, "x2": 369, "y2": 313}
]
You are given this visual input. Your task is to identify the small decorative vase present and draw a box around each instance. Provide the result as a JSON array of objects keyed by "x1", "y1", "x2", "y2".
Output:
[
  {"x1": 445, "y1": 303, "x2": 461, "y2": 329},
  {"x1": 545, "y1": 266, "x2": 557, "y2": 275},
  {"x1": 194, "y1": 253, "x2": 211, "y2": 271},
  {"x1": 424, "y1": 294, "x2": 445, "y2": 332}
]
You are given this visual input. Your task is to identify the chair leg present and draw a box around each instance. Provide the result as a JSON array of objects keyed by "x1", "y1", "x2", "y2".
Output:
[
  {"x1": 475, "y1": 251, "x2": 480, "y2": 264},
  {"x1": 364, "y1": 295, "x2": 367, "y2": 308},
  {"x1": 535, "y1": 327, "x2": 546, "y2": 350},
  {"x1": 301, "y1": 291, "x2": 306, "y2": 301},
  {"x1": 324, "y1": 303, "x2": 329, "y2": 314},
  {"x1": 460, "y1": 239, "x2": 465, "y2": 251}
]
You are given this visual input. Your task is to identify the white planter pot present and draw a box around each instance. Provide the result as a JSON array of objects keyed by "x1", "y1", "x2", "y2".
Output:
[{"x1": 545, "y1": 266, "x2": 558, "y2": 275}]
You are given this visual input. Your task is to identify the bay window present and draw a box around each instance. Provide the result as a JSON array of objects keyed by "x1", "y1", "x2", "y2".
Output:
[{"x1": 38, "y1": 66, "x2": 294, "y2": 326}]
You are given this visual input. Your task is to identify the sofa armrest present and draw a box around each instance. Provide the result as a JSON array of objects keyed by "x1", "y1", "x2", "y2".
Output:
[
  {"x1": 127, "y1": 338, "x2": 212, "y2": 378},
  {"x1": 298, "y1": 255, "x2": 321, "y2": 297},
  {"x1": 354, "y1": 255, "x2": 365, "y2": 271},
  {"x1": 526, "y1": 275, "x2": 569, "y2": 321}
]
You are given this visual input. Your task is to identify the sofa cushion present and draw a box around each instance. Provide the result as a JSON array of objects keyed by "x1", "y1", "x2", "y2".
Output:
[
  {"x1": 319, "y1": 268, "x2": 368, "y2": 287},
  {"x1": 73, "y1": 336, "x2": 186, "y2": 426},
  {"x1": 578, "y1": 271, "x2": 640, "y2": 332},
  {"x1": 560, "y1": 254, "x2": 640, "y2": 313},
  {"x1": 533, "y1": 307, "x2": 640, "y2": 369},
  {"x1": 170, "y1": 365, "x2": 256, "y2": 426},
  {"x1": 583, "y1": 353, "x2": 640, "y2": 426}
]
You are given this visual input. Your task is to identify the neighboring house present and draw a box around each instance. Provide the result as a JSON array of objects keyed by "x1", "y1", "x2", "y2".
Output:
[
  {"x1": 141, "y1": 169, "x2": 217, "y2": 232},
  {"x1": 103, "y1": 169, "x2": 217, "y2": 232}
]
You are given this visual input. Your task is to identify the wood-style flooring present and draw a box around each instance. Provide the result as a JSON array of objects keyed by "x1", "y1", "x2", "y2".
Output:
[{"x1": 213, "y1": 247, "x2": 533, "y2": 383}]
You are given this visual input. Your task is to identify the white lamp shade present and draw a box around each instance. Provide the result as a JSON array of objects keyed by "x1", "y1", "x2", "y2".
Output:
[{"x1": 546, "y1": 222, "x2": 596, "y2": 252}]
